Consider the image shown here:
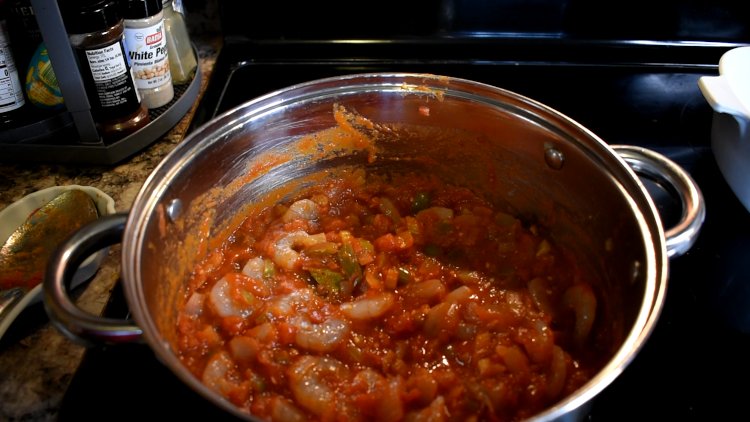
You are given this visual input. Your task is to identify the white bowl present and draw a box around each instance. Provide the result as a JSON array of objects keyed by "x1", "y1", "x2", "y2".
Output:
[
  {"x1": 0, "y1": 185, "x2": 116, "y2": 339},
  {"x1": 698, "y1": 46, "x2": 750, "y2": 212}
]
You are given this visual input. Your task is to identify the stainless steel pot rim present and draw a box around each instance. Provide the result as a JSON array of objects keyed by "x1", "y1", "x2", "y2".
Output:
[{"x1": 121, "y1": 73, "x2": 671, "y2": 421}]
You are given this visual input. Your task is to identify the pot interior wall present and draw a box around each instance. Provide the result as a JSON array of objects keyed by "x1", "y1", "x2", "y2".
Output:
[{"x1": 131, "y1": 76, "x2": 660, "y2": 415}]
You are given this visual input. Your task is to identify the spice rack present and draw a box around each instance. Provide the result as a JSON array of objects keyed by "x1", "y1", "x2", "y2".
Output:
[{"x1": 0, "y1": 0, "x2": 201, "y2": 165}]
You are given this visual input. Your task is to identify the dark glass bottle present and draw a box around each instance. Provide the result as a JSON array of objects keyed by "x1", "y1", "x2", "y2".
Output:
[
  {"x1": 0, "y1": 0, "x2": 30, "y2": 128},
  {"x1": 4, "y1": 0, "x2": 41, "y2": 76}
]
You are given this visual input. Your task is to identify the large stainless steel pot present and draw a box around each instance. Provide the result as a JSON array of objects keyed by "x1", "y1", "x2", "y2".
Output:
[{"x1": 44, "y1": 74, "x2": 705, "y2": 422}]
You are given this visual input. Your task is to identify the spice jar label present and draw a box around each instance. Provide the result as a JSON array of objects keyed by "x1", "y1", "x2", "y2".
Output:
[
  {"x1": 0, "y1": 20, "x2": 26, "y2": 113},
  {"x1": 76, "y1": 39, "x2": 141, "y2": 120},
  {"x1": 124, "y1": 21, "x2": 171, "y2": 91},
  {"x1": 85, "y1": 43, "x2": 128, "y2": 82}
]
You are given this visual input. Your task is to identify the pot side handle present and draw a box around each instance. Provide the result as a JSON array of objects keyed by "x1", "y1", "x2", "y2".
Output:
[
  {"x1": 612, "y1": 145, "x2": 706, "y2": 259},
  {"x1": 44, "y1": 213, "x2": 143, "y2": 347}
]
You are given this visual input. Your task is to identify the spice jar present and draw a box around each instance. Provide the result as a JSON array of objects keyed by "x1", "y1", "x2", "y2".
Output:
[
  {"x1": 123, "y1": 0, "x2": 174, "y2": 109},
  {"x1": 161, "y1": 0, "x2": 197, "y2": 85},
  {"x1": 3, "y1": 0, "x2": 41, "y2": 76},
  {"x1": 64, "y1": 0, "x2": 149, "y2": 142},
  {"x1": 0, "y1": 1, "x2": 29, "y2": 128}
]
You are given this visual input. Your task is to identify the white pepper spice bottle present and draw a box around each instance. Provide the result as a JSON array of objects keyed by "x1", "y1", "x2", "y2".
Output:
[{"x1": 122, "y1": 0, "x2": 174, "y2": 109}]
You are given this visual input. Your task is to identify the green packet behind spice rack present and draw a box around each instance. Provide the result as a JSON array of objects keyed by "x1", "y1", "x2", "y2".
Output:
[{"x1": 25, "y1": 42, "x2": 65, "y2": 111}]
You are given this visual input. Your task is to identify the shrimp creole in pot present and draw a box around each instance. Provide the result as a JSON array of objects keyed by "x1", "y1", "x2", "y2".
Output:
[{"x1": 177, "y1": 168, "x2": 605, "y2": 422}]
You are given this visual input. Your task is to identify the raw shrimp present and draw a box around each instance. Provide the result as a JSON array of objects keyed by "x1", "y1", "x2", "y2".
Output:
[
  {"x1": 409, "y1": 279, "x2": 446, "y2": 303},
  {"x1": 283, "y1": 199, "x2": 319, "y2": 223},
  {"x1": 546, "y1": 345, "x2": 567, "y2": 400},
  {"x1": 527, "y1": 277, "x2": 557, "y2": 317},
  {"x1": 561, "y1": 284, "x2": 597, "y2": 349},
  {"x1": 209, "y1": 274, "x2": 270, "y2": 318},
  {"x1": 519, "y1": 319, "x2": 555, "y2": 365},
  {"x1": 202, "y1": 351, "x2": 238, "y2": 397},
  {"x1": 496, "y1": 345, "x2": 531, "y2": 386},
  {"x1": 244, "y1": 256, "x2": 275, "y2": 291},
  {"x1": 350, "y1": 369, "x2": 406, "y2": 421},
  {"x1": 353, "y1": 368, "x2": 385, "y2": 393},
  {"x1": 243, "y1": 257, "x2": 265, "y2": 279},
  {"x1": 423, "y1": 302, "x2": 459, "y2": 338},
  {"x1": 265, "y1": 288, "x2": 321, "y2": 319},
  {"x1": 294, "y1": 316, "x2": 349, "y2": 352},
  {"x1": 288, "y1": 355, "x2": 345, "y2": 416},
  {"x1": 405, "y1": 396, "x2": 447, "y2": 422},
  {"x1": 445, "y1": 286, "x2": 472, "y2": 304},
  {"x1": 271, "y1": 397, "x2": 308, "y2": 422},
  {"x1": 272, "y1": 231, "x2": 326, "y2": 270},
  {"x1": 209, "y1": 277, "x2": 254, "y2": 318},
  {"x1": 340, "y1": 292, "x2": 395, "y2": 319},
  {"x1": 183, "y1": 292, "x2": 205, "y2": 318},
  {"x1": 379, "y1": 376, "x2": 406, "y2": 422}
]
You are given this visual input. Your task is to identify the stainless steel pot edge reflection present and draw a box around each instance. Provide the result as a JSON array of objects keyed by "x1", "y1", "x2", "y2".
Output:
[
  {"x1": 44, "y1": 73, "x2": 705, "y2": 422},
  {"x1": 528, "y1": 143, "x2": 705, "y2": 422}
]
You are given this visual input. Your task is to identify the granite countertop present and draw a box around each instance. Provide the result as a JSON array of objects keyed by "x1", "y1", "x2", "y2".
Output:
[{"x1": 0, "y1": 37, "x2": 221, "y2": 422}]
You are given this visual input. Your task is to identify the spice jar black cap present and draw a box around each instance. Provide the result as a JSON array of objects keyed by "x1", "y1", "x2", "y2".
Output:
[
  {"x1": 60, "y1": 0, "x2": 122, "y2": 34},
  {"x1": 122, "y1": 0, "x2": 162, "y2": 19}
]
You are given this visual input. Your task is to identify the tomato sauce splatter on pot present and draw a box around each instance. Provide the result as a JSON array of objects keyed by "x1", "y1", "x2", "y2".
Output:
[{"x1": 176, "y1": 171, "x2": 604, "y2": 422}]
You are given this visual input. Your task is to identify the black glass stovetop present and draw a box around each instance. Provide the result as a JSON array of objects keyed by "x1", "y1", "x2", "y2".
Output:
[{"x1": 47, "y1": 41, "x2": 750, "y2": 421}]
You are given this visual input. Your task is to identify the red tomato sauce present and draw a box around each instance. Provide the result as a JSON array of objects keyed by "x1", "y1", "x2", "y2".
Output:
[{"x1": 176, "y1": 170, "x2": 604, "y2": 422}]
